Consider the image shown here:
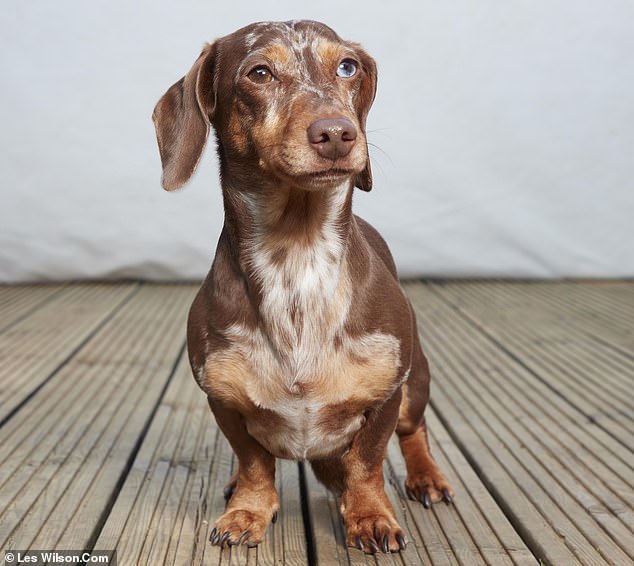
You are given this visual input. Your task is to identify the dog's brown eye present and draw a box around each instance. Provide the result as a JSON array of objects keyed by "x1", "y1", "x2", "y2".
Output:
[
  {"x1": 247, "y1": 65, "x2": 274, "y2": 84},
  {"x1": 337, "y1": 59, "x2": 357, "y2": 78}
]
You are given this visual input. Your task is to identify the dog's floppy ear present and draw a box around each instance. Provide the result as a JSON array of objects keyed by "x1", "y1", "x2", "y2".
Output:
[
  {"x1": 353, "y1": 47, "x2": 377, "y2": 192},
  {"x1": 152, "y1": 43, "x2": 217, "y2": 191}
]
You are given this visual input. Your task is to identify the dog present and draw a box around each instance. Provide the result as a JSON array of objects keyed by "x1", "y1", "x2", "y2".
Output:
[{"x1": 152, "y1": 20, "x2": 454, "y2": 554}]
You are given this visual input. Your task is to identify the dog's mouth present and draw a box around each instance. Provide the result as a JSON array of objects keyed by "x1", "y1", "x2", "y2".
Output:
[
  {"x1": 262, "y1": 146, "x2": 365, "y2": 191},
  {"x1": 295, "y1": 167, "x2": 357, "y2": 189}
]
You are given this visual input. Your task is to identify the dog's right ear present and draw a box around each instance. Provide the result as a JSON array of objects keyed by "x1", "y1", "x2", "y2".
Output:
[{"x1": 152, "y1": 43, "x2": 217, "y2": 191}]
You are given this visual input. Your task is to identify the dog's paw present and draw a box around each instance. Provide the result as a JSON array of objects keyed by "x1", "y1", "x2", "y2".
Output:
[
  {"x1": 405, "y1": 470, "x2": 454, "y2": 508},
  {"x1": 345, "y1": 512, "x2": 407, "y2": 554},
  {"x1": 209, "y1": 508, "x2": 277, "y2": 548}
]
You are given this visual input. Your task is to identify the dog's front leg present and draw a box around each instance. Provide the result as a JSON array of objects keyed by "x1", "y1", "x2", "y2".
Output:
[
  {"x1": 340, "y1": 388, "x2": 407, "y2": 554},
  {"x1": 207, "y1": 397, "x2": 279, "y2": 548}
]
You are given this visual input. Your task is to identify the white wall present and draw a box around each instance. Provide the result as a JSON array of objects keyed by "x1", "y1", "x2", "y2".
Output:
[{"x1": 2, "y1": 0, "x2": 633, "y2": 281}]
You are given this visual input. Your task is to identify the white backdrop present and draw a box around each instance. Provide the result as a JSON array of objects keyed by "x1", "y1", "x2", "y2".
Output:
[{"x1": 2, "y1": 1, "x2": 633, "y2": 282}]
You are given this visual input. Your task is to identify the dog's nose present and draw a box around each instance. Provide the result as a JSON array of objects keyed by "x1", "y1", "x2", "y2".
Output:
[{"x1": 307, "y1": 118, "x2": 357, "y2": 160}]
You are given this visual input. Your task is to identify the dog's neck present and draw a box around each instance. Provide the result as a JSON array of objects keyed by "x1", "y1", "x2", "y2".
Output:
[
  {"x1": 224, "y1": 179, "x2": 355, "y2": 298},
  {"x1": 222, "y1": 178, "x2": 357, "y2": 378}
]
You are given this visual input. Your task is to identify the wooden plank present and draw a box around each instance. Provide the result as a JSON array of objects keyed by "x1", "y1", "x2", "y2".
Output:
[
  {"x1": 0, "y1": 285, "x2": 147, "y2": 546},
  {"x1": 429, "y1": 281, "x2": 633, "y2": 448},
  {"x1": 385, "y1": 442, "x2": 474, "y2": 566},
  {"x1": 513, "y1": 281, "x2": 634, "y2": 354},
  {"x1": 404, "y1": 281, "x2": 633, "y2": 565},
  {"x1": 429, "y1": 411, "x2": 537, "y2": 566},
  {"x1": 0, "y1": 284, "x2": 193, "y2": 552},
  {"x1": 302, "y1": 463, "x2": 353, "y2": 566},
  {"x1": 276, "y1": 459, "x2": 310, "y2": 566},
  {"x1": 0, "y1": 286, "x2": 145, "y2": 488},
  {"x1": 539, "y1": 281, "x2": 634, "y2": 335},
  {"x1": 123, "y1": 373, "x2": 205, "y2": 563},
  {"x1": 96, "y1": 378, "x2": 220, "y2": 564},
  {"x1": 471, "y1": 280, "x2": 634, "y2": 389},
  {"x1": 100, "y1": 356, "x2": 199, "y2": 565},
  {"x1": 161, "y1": 378, "x2": 216, "y2": 566},
  {"x1": 427, "y1": 282, "x2": 634, "y2": 561},
  {"x1": 0, "y1": 284, "x2": 65, "y2": 333},
  {"x1": 0, "y1": 283, "x2": 138, "y2": 422},
  {"x1": 388, "y1": 410, "x2": 536, "y2": 566},
  {"x1": 414, "y1": 284, "x2": 632, "y2": 474}
]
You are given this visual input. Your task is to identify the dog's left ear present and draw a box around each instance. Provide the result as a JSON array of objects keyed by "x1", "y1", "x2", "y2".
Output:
[
  {"x1": 152, "y1": 43, "x2": 217, "y2": 191},
  {"x1": 353, "y1": 47, "x2": 377, "y2": 192}
]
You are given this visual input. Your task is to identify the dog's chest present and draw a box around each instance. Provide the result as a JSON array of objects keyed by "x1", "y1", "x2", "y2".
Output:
[
  {"x1": 202, "y1": 318, "x2": 402, "y2": 460},
  {"x1": 237, "y1": 325, "x2": 400, "y2": 460}
]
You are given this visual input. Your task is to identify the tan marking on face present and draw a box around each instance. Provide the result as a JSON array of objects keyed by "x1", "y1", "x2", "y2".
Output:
[
  {"x1": 262, "y1": 42, "x2": 294, "y2": 69},
  {"x1": 223, "y1": 27, "x2": 370, "y2": 189},
  {"x1": 315, "y1": 40, "x2": 346, "y2": 70}
]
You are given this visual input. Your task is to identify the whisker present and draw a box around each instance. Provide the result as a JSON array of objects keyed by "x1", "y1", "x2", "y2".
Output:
[
  {"x1": 365, "y1": 127, "x2": 391, "y2": 135},
  {"x1": 367, "y1": 142, "x2": 391, "y2": 162}
]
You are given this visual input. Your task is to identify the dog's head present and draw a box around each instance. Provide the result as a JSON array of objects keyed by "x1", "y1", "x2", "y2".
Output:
[{"x1": 153, "y1": 20, "x2": 377, "y2": 192}]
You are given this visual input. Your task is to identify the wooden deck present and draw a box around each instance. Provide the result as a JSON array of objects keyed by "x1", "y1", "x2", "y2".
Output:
[{"x1": 0, "y1": 281, "x2": 632, "y2": 566}]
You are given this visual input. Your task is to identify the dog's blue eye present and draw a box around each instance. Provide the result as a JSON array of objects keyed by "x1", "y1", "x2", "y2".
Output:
[
  {"x1": 248, "y1": 65, "x2": 274, "y2": 84},
  {"x1": 337, "y1": 59, "x2": 357, "y2": 78}
]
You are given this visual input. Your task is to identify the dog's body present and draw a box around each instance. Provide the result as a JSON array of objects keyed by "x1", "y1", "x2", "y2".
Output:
[{"x1": 153, "y1": 20, "x2": 453, "y2": 554}]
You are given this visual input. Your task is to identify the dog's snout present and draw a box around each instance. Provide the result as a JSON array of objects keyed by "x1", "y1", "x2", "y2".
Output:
[{"x1": 307, "y1": 118, "x2": 357, "y2": 160}]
